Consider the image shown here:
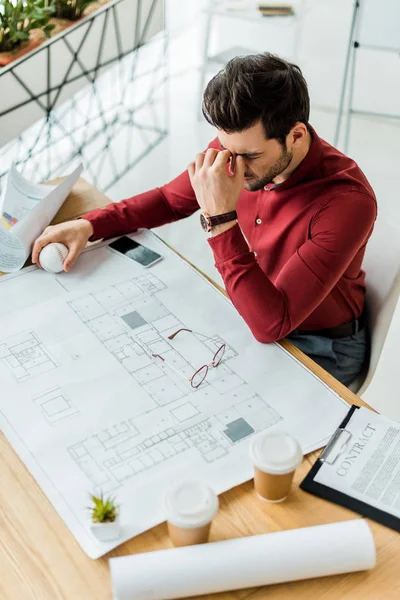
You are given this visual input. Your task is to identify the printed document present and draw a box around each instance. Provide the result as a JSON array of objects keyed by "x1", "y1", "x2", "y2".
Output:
[
  {"x1": 315, "y1": 407, "x2": 400, "y2": 518},
  {"x1": 0, "y1": 163, "x2": 82, "y2": 272}
]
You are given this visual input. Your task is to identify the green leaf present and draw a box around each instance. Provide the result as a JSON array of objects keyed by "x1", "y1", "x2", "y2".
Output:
[
  {"x1": 43, "y1": 24, "x2": 55, "y2": 37},
  {"x1": 89, "y1": 492, "x2": 118, "y2": 523},
  {"x1": 12, "y1": 30, "x2": 29, "y2": 41},
  {"x1": 0, "y1": 0, "x2": 54, "y2": 51}
]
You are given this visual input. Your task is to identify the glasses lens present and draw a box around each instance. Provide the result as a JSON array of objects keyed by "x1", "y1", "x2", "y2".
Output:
[
  {"x1": 212, "y1": 344, "x2": 225, "y2": 367},
  {"x1": 191, "y1": 365, "x2": 208, "y2": 388}
]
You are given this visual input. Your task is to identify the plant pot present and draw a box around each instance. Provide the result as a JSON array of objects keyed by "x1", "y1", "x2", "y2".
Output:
[
  {"x1": 53, "y1": 0, "x2": 110, "y2": 22},
  {"x1": 83, "y1": 0, "x2": 113, "y2": 18},
  {"x1": 49, "y1": 1, "x2": 113, "y2": 37},
  {"x1": 90, "y1": 516, "x2": 121, "y2": 542},
  {"x1": 49, "y1": 17, "x2": 74, "y2": 37},
  {"x1": 0, "y1": 30, "x2": 46, "y2": 67}
]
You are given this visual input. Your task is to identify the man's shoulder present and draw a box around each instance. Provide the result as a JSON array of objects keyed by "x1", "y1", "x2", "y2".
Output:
[
  {"x1": 317, "y1": 136, "x2": 376, "y2": 201},
  {"x1": 314, "y1": 185, "x2": 377, "y2": 232}
]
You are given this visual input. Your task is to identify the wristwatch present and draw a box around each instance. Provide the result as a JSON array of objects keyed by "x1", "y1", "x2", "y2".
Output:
[{"x1": 200, "y1": 210, "x2": 238, "y2": 233}]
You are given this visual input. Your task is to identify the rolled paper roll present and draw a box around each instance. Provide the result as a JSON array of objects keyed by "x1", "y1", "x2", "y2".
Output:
[{"x1": 110, "y1": 519, "x2": 376, "y2": 600}]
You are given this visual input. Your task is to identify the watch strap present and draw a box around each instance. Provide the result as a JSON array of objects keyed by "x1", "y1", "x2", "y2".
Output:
[{"x1": 208, "y1": 211, "x2": 238, "y2": 227}]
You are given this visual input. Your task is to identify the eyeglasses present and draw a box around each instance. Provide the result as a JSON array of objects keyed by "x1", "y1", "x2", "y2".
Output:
[{"x1": 152, "y1": 328, "x2": 226, "y2": 388}]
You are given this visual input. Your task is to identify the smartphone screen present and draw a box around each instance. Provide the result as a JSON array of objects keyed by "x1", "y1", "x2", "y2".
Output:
[{"x1": 108, "y1": 237, "x2": 162, "y2": 267}]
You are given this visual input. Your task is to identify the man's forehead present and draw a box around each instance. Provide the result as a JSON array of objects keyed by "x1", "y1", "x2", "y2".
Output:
[
  {"x1": 217, "y1": 128, "x2": 271, "y2": 155},
  {"x1": 217, "y1": 138, "x2": 266, "y2": 156}
]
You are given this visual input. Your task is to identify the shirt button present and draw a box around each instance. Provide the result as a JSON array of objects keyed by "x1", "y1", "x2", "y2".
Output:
[
  {"x1": 254, "y1": 251, "x2": 257, "y2": 257},
  {"x1": 256, "y1": 218, "x2": 262, "y2": 225}
]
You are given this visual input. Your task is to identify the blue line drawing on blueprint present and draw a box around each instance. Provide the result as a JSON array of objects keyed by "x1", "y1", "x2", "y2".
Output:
[
  {"x1": 66, "y1": 273, "x2": 282, "y2": 491},
  {"x1": 33, "y1": 386, "x2": 79, "y2": 425},
  {"x1": 0, "y1": 330, "x2": 58, "y2": 382}
]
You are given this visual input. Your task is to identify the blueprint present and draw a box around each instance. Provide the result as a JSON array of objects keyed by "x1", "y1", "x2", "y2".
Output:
[{"x1": 0, "y1": 231, "x2": 349, "y2": 558}]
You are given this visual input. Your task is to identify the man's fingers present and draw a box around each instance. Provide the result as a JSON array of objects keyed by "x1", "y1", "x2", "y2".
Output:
[
  {"x1": 233, "y1": 155, "x2": 246, "y2": 180},
  {"x1": 32, "y1": 235, "x2": 51, "y2": 267},
  {"x1": 203, "y1": 148, "x2": 219, "y2": 168},
  {"x1": 187, "y1": 161, "x2": 195, "y2": 182},
  {"x1": 63, "y1": 244, "x2": 80, "y2": 272},
  {"x1": 213, "y1": 149, "x2": 233, "y2": 169},
  {"x1": 228, "y1": 154, "x2": 236, "y2": 175},
  {"x1": 195, "y1": 152, "x2": 205, "y2": 171}
]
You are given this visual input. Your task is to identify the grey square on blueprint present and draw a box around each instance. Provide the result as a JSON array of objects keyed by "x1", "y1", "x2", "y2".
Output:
[
  {"x1": 121, "y1": 311, "x2": 147, "y2": 330},
  {"x1": 224, "y1": 418, "x2": 254, "y2": 443}
]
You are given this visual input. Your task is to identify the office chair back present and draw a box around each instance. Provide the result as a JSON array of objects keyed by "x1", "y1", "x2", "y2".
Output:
[{"x1": 356, "y1": 213, "x2": 400, "y2": 396}]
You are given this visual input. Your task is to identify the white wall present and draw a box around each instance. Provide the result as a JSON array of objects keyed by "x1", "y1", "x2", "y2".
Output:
[{"x1": 167, "y1": 0, "x2": 400, "y2": 116}]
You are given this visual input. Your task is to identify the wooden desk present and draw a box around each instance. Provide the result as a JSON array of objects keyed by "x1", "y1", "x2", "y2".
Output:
[{"x1": 0, "y1": 182, "x2": 399, "y2": 600}]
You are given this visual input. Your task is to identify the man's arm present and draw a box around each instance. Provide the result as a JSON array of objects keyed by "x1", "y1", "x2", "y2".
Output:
[
  {"x1": 83, "y1": 138, "x2": 224, "y2": 240},
  {"x1": 32, "y1": 167, "x2": 201, "y2": 270},
  {"x1": 208, "y1": 192, "x2": 377, "y2": 342},
  {"x1": 82, "y1": 169, "x2": 200, "y2": 241},
  {"x1": 32, "y1": 139, "x2": 224, "y2": 270}
]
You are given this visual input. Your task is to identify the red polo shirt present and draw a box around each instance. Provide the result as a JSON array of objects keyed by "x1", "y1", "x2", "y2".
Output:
[{"x1": 82, "y1": 129, "x2": 377, "y2": 343}]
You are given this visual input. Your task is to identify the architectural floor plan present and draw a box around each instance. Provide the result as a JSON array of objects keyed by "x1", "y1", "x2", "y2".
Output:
[
  {"x1": 66, "y1": 272, "x2": 282, "y2": 493},
  {"x1": 0, "y1": 232, "x2": 349, "y2": 558},
  {"x1": 0, "y1": 330, "x2": 58, "y2": 381}
]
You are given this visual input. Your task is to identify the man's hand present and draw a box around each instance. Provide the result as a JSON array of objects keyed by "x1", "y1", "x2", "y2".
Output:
[
  {"x1": 32, "y1": 219, "x2": 93, "y2": 272},
  {"x1": 188, "y1": 149, "x2": 245, "y2": 216}
]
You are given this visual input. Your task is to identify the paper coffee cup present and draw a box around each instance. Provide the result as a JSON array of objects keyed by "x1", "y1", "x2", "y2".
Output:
[
  {"x1": 249, "y1": 431, "x2": 303, "y2": 502},
  {"x1": 164, "y1": 480, "x2": 219, "y2": 547}
]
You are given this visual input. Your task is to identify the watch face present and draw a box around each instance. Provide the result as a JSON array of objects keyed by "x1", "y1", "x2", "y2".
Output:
[{"x1": 200, "y1": 213, "x2": 209, "y2": 232}]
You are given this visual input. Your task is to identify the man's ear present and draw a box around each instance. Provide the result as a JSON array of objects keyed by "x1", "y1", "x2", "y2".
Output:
[{"x1": 289, "y1": 122, "x2": 308, "y2": 147}]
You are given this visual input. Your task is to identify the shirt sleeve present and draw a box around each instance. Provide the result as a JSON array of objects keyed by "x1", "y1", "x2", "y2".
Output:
[
  {"x1": 80, "y1": 138, "x2": 222, "y2": 241},
  {"x1": 81, "y1": 170, "x2": 199, "y2": 241},
  {"x1": 208, "y1": 191, "x2": 377, "y2": 343}
]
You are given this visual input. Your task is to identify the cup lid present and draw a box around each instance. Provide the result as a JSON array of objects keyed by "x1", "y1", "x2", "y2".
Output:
[
  {"x1": 249, "y1": 431, "x2": 303, "y2": 474},
  {"x1": 164, "y1": 480, "x2": 219, "y2": 529}
]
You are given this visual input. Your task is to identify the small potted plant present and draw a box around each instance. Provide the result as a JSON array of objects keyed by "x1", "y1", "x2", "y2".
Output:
[
  {"x1": 0, "y1": 0, "x2": 55, "y2": 67},
  {"x1": 89, "y1": 493, "x2": 121, "y2": 542}
]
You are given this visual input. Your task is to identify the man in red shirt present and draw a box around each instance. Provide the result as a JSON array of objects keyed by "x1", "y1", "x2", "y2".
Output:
[{"x1": 32, "y1": 53, "x2": 377, "y2": 386}]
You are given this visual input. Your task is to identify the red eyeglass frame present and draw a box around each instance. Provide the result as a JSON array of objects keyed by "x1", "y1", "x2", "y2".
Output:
[{"x1": 152, "y1": 328, "x2": 226, "y2": 388}]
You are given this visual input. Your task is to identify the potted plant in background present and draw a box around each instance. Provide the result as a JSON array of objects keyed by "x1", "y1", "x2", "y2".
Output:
[
  {"x1": 53, "y1": 0, "x2": 97, "y2": 20},
  {"x1": 89, "y1": 493, "x2": 121, "y2": 541},
  {"x1": 49, "y1": 0, "x2": 109, "y2": 36},
  {"x1": 0, "y1": 0, "x2": 55, "y2": 66}
]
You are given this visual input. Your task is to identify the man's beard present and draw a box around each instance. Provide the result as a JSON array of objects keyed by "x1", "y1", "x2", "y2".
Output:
[{"x1": 244, "y1": 146, "x2": 293, "y2": 192}]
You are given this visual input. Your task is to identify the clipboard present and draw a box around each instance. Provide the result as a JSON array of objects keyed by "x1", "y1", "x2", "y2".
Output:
[{"x1": 300, "y1": 405, "x2": 400, "y2": 532}]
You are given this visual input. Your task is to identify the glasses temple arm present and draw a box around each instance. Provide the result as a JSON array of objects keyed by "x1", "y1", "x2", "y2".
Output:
[
  {"x1": 152, "y1": 354, "x2": 190, "y2": 382},
  {"x1": 168, "y1": 328, "x2": 220, "y2": 344}
]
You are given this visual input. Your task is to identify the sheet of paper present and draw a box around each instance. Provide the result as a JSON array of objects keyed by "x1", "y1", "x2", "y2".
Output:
[
  {"x1": 0, "y1": 164, "x2": 82, "y2": 272},
  {"x1": 0, "y1": 163, "x2": 56, "y2": 225},
  {"x1": 110, "y1": 520, "x2": 376, "y2": 600},
  {"x1": 315, "y1": 406, "x2": 400, "y2": 518},
  {"x1": 0, "y1": 226, "x2": 26, "y2": 272},
  {"x1": 0, "y1": 231, "x2": 349, "y2": 558}
]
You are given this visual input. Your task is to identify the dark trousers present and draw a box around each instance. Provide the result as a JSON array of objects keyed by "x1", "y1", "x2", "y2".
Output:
[{"x1": 287, "y1": 328, "x2": 369, "y2": 387}]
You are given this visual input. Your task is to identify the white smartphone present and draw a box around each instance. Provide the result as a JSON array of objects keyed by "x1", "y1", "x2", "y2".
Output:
[{"x1": 108, "y1": 236, "x2": 163, "y2": 268}]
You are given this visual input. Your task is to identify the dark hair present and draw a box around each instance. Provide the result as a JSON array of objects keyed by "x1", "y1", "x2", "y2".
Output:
[{"x1": 202, "y1": 53, "x2": 310, "y2": 145}]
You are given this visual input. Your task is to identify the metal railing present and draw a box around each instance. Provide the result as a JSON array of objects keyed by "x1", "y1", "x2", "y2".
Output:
[{"x1": 0, "y1": 0, "x2": 167, "y2": 194}]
